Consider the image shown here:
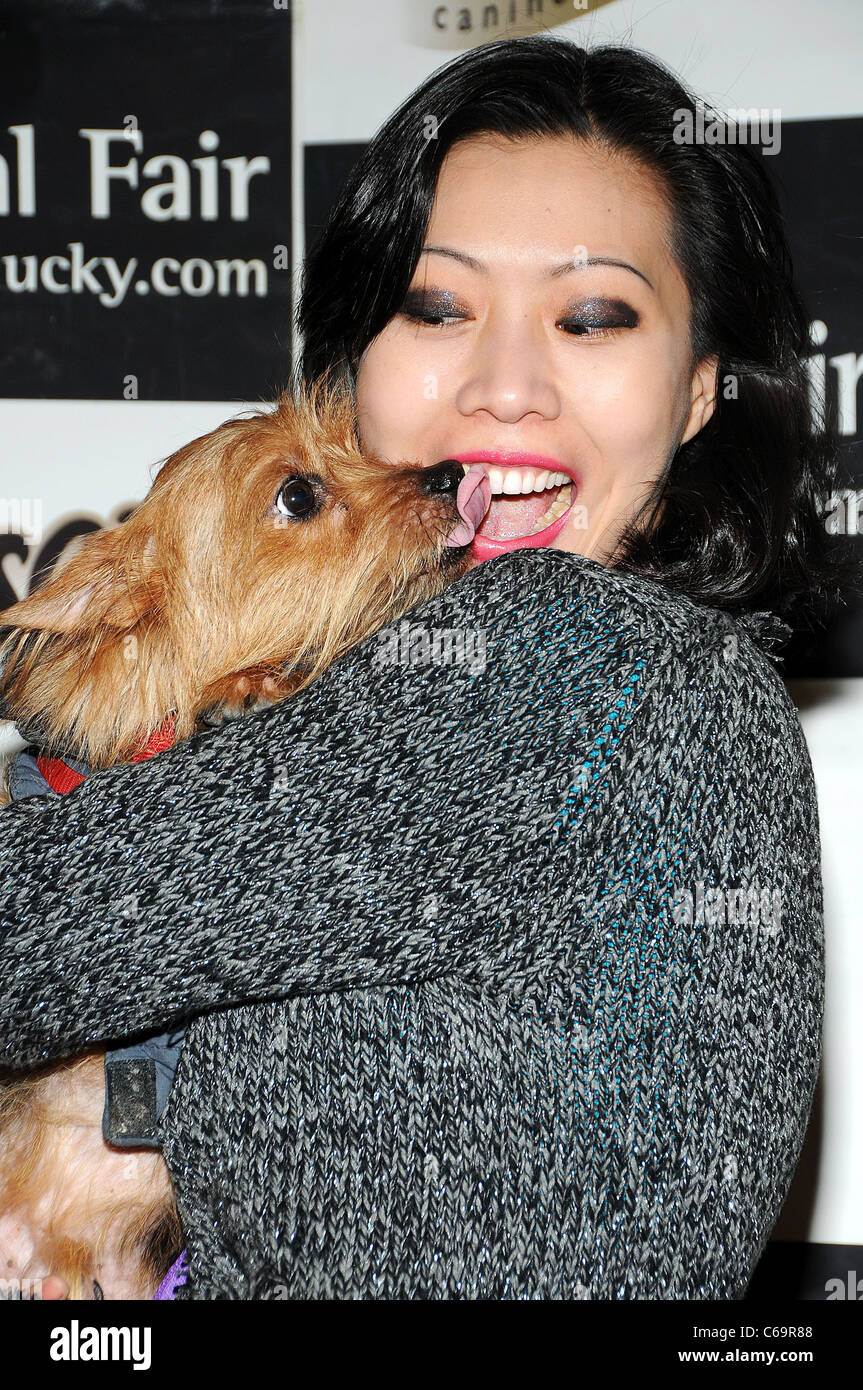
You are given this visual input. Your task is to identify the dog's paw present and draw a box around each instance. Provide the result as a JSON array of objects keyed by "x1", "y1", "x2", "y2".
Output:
[{"x1": 196, "y1": 669, "x2": 299, "y2": 727}]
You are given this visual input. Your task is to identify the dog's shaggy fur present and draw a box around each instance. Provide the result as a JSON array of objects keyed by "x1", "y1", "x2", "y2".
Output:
[{"x1": 0, "y1": 377, "x2": 472, "y2": 1298}]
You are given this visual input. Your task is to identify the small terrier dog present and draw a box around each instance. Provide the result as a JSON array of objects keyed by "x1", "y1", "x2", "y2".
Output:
[{"x1": 0, "y1": 376, "x2": 490, "y2": 1300}]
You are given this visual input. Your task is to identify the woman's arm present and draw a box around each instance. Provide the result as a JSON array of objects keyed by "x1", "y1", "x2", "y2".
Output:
[
  {"x1": 1, "y1": 549, "x2": 604, "y2": 1062},
  {"x1": 571, "y1": 630, "x2": 824, "y2": 1298}
]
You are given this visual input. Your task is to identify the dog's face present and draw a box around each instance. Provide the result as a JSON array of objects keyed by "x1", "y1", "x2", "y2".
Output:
[{"x1": 0, "y1": 380, "x2": 477, "y2": 766}]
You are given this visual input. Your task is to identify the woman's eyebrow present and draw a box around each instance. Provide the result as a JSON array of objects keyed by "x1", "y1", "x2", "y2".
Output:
[{"x1": 420, "y1": 244, "x2": 654, "y2": 291}]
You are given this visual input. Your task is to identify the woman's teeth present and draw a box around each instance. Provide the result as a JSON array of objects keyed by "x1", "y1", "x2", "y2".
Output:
[
  {"x1": 464, "y1": 465, "x2": 570, "y2": 496},
  {"x1": 527, "y1": 481, "x2": 572, "y2": 534}
]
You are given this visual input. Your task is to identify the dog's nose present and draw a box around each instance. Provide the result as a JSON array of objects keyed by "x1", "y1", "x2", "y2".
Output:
[{"x1": 421, "y1": 459, "x2": 464, "y2": 498}]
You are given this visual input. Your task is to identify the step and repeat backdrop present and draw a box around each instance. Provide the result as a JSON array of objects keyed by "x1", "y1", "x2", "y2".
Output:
[{"x1": 0, "y1": 0, "x2": 860, "y2": 1299}]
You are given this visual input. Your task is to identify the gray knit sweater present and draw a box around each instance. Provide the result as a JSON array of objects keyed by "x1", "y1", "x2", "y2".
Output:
[{"x1": 0, "y1": 548, "x2": 823, "y2": 1299}]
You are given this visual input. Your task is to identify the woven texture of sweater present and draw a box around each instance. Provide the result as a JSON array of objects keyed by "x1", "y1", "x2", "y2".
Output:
[{"x1": 0, "y1": 547, "x2": 823, "y2": 1299}]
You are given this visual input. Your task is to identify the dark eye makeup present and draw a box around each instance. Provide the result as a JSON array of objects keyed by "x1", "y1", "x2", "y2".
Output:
[{"x1": 398, "y1": 287, "x2": 640, "y2": 337}]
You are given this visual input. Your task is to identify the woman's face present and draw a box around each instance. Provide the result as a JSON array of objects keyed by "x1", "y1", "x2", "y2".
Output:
[{"x1": 355, "y1": 134, "x2": 718, "y2": 566}]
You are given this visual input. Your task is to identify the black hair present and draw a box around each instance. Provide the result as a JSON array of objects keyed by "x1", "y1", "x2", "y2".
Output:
[{"x1": 294, "y1": 34, "x2": 861, "y2": 628}]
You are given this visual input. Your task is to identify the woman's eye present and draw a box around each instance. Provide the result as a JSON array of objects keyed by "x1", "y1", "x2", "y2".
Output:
[
  {"x1": 275, "y1": 477, "x2": 320, "y2": 520},
  {"x1": 405, "y1": 310, "x2": 463, "y2": 327},
  {"x1": 557, "y1": 320, "x2": 619, "y2": 338},
  {"x1": 399, "y1": 290, "x2": 465, "y2": 327},
  {"x1": 558, "y1": 299, "x2": 640, "y2": 339}
]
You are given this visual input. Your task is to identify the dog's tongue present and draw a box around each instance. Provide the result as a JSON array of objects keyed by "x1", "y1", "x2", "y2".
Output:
[{"x1": 445, "y1": 465, "x2": 491, "y2": 547}]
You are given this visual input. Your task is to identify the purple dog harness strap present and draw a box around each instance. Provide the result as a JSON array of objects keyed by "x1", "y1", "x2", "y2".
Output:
[{"x1": 153, "y1": 1250, "x2": 189, "y2": 1300}]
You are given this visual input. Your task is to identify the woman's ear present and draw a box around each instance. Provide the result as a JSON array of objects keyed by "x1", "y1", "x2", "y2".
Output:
[
  {"x1": 680, "y1": 353, "x2": 719, "y2": 446},
  {"x1": 0, "y1": 528, "x2": 164, "y2": 636}
]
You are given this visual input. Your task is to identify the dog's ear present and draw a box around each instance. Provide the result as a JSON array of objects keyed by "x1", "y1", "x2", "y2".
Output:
[{"x1": 0, "y1": 527, "x2": 164, "y2": 635}]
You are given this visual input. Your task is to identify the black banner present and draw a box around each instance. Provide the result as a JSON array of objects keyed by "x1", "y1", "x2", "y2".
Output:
[{"x1": 0, "y1": 0, "x2": 292, "y2": 401}]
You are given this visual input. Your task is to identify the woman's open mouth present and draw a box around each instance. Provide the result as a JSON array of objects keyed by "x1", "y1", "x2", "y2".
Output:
[{"x1": 453, "y1": 452, "x2": 577, "y2": 561}]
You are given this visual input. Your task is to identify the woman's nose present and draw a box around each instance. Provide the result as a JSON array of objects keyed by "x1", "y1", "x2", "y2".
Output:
[{"x1": 455, "y1": 324, "x2": 560, "y2": 425}]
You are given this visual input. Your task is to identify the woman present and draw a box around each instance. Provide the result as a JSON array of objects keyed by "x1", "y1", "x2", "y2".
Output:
[{"x1": 0, "y1": 36, "x2": 855, "y2": 1299}]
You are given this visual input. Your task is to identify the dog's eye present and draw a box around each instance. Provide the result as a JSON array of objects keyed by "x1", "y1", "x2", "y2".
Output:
[{"x1": 275, "y1": 477, "x2": 319, "y2": 520}]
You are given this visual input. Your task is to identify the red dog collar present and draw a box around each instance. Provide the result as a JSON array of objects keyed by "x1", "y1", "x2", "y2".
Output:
[{"x1": 35, "y1": 713, "x2": 177, "y2": 795}]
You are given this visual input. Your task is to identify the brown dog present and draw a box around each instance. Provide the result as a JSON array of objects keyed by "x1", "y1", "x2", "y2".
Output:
[{"x1": 0, "y1": 376, "x2": 488, "y2": 1299}]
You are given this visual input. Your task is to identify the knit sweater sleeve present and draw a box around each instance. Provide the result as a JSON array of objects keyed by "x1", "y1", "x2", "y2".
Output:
[
  {"x1": 0, "y1": 549, "x2": 819, "y2": 1091},
  {"x1": 554, "y1": 612, "x2": 823, "y2": 1298}
]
